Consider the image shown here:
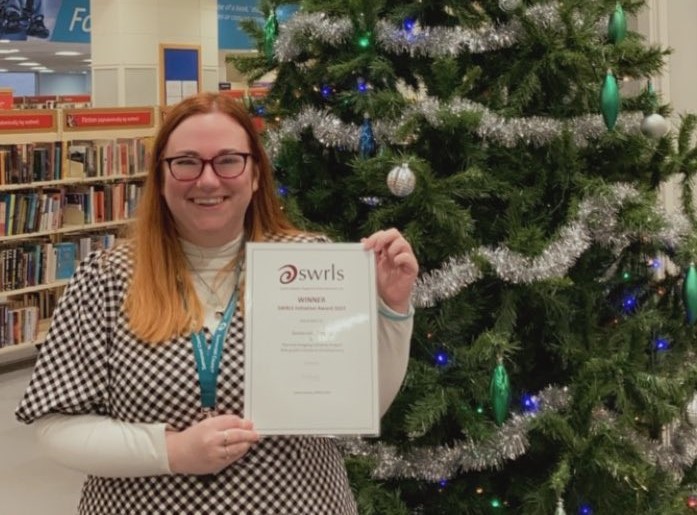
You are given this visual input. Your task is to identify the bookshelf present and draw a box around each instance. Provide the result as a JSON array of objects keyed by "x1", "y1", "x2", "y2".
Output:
[{"x1": 0, "y1": 107, "x2": 157, "y2": 365}]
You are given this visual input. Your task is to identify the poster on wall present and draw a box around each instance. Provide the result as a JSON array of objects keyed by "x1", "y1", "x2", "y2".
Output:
[
  {"x1": 217, "y1": 1, "x2": 298, "y2": 50},
  {"x1": 160, "y1": 45, "x2": 200, "y2": 106},
  {"x1": 0, "y1": 0, "x2": 90, "y2": 43},
  {"x1": 0, "y1": 1, "x2": 297, "y2": 49}
]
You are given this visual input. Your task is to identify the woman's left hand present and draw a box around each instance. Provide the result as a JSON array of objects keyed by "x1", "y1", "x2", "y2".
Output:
[{"x1": 362, "y1": 228, "x2": 419, "y2": 314}]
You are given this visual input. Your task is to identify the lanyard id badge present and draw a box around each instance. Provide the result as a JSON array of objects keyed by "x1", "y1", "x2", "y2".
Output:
[{"x1": 190, "y1": 284, "x2": 239, "y2": 414}]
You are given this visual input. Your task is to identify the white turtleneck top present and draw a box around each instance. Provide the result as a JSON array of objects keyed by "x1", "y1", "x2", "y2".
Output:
[
  {"x1": 33, "y1": 238, "x2": 413, "y2": 478},
  {"x1": 181, "y1": 235, "x2": 245, "y2": 330}
]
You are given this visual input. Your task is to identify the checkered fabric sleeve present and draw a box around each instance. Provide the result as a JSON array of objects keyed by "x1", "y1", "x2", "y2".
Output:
[{"x1": 15, "y1": 249, "x2": 114, "y2": 423}]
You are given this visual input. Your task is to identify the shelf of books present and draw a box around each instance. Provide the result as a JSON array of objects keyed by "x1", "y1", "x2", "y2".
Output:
[{"x1": 0, "y1": 106, "x2": 157, "y2": 365}]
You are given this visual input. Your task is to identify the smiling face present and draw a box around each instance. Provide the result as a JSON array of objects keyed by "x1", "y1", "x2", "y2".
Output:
[{"x1": 161, "y1": 111, "x2": 259, "y2": 247}]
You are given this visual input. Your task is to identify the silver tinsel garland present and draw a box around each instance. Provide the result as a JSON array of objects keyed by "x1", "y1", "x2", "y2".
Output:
[
  {"x1": 339, "y1": 386, "x2": 570, "y2": 480},
  {"x1": 341, "y1": 388, "x2": 697, "y2": 481},
  {"x1": 264, "y1": 100, "x2": 645, "y2": 161},
  {"x1": 265, "y1": 105, "x2": 686, "y2": 309},
  {"x1": 275, "y1": 3, "x2": 594, "y2": 62},
  {"x1": 413, "y1": 184, "x2": 691, "y2": 307},
  {"x1": 593, "y1": 408, "x2": 697, "y2": 482}
]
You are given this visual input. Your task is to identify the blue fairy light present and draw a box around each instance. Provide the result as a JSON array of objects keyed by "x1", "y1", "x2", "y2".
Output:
[
  {"x1": 255, "y1": 105, "x2": 266, "y2": 116},
  {"x1": 521, "y1": 394, "x2": 539, "y2": 413},
  {"x1": 403, "y1": 17, "x2": 416, "y2": 33},
  {"x1": 621, "y1": 293, "x2": 638, "y2": 314},
  {"x1": 320, "y1": 84, "x2": 333, "y2": 99},
  {"x1": 578, "y1": 504, "x2": 593, "y2": 515},
  {"x1": 357, "y1": 77, "x2": 368, "y2": 94},
  {"x1": 277, "y1": 185, "x2": 289, "y2": 197},
  {"x1": 434, "y1": 350, "x2": 450, "y2": 367},
  {"x1": 654, "y1": 337, "x2": 670, "y2": 352},
  {"x1": 359, "y1": 115, "x2": 376, "y2": 157},
  {"x1": 648, "y1": 257, "x2": 661, "y2": 269},
  {"x1": 438, "y1": 479, "x2": 447, "y2": 488}
]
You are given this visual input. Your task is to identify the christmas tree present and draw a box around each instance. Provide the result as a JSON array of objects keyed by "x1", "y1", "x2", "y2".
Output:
[{"x1": 233, "y1": 1, "x2": 697, "y2": 513}]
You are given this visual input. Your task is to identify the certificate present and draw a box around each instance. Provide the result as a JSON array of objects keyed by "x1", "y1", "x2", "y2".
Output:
[{"x1": 244, "y1": 242, "x2": 379, "y2": 436}]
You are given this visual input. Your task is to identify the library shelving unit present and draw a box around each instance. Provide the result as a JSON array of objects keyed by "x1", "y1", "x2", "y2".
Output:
[{"x1": 0, "y1": 106, "x2": 157, "y2": 366}]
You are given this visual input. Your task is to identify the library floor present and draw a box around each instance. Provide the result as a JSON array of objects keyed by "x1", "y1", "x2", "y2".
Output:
[{"x1": 0, "y1": 364, "x2": 83, "y2": 514}]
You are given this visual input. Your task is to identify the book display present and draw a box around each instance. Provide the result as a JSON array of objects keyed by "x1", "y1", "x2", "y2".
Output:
[{"x1": 0, "y1": 107, "x2": 156, "y2": 364}]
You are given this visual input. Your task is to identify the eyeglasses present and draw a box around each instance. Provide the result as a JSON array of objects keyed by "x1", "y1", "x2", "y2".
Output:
[{"x1": 162, "y1": 152, "x2": 253, "y2": 181}]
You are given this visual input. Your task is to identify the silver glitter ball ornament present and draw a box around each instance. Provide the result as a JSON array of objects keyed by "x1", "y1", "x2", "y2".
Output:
[
  {"x1": 499, "y1": 0, "x2": 522, "y2": 11},
  {"x1": 387, "y1": 163, "x2": 416, "y2": 197},
  {"x1": 688, "y1": 393, "x2": 697, "y2": 426},
  {"x1": 640, "y1": 113, "x2": 670, "y2": 139}
]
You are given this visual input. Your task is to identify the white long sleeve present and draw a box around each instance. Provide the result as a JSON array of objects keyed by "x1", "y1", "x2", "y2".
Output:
[
  {"x1": 377, "y1": 299, "x2": 413, "y2": 415},
  {"x1": 34, "y1": 413, "x2": 171, "y2": 477}
]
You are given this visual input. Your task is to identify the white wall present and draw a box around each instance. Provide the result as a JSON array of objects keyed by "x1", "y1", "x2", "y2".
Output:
[
  {"x1": 637, "y1": 0, "x2": 697, "y2": 115},
  {"x1": 636, "y1": 0, "x2": 697, "y2": 215},
  {"x1": 0, "y1": 73, "x2": 35, "y2": 96},
  {"x1": 37, "y1": 72, "x2": 91, "y2": 95}
]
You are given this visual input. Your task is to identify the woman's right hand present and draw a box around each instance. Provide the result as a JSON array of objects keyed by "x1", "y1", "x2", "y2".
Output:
[{"x1": 166, "y1": 414, "x2": 259, "y2": 475}]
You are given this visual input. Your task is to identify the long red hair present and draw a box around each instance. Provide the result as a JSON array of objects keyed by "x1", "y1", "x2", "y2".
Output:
[{"x1": 124, "y1": 92, "x2": 297, "y2": 343}]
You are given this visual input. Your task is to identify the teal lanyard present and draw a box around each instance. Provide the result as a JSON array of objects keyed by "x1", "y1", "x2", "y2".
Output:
[{"x1": 190, "y1": 282, "x2": 239, "y2": 411}]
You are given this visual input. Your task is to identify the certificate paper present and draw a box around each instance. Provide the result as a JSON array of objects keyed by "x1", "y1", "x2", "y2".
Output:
[{"x1": 244, "y1": 242, "x2": 379, "y2": 436}]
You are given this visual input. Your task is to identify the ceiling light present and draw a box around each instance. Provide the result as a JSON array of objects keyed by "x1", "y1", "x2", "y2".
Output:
[
  {"x1": 55, "y1": 51, "x2": 81, "y2": 56},
  {"x1": 5, "y1": 56, "x2": 27, "y2": 61},
  {"x1": 38, "y1": 69, "x2": 54, "y2": 73},
  {"x1": 82, "y1": 59, "x2": 92, "y2": 63},
  {"x1": 31, "y1": 66, "x2": 46, "y2": 70},
  {"x1": 18, "y1": 62, "x2": 40, "y2": 66},
  {"x1": 0, "y1": 40, "x2": 10, "y2": 43},
  {"x1": 0, "y1": 49, "x2": 19, "y2": 54},
  {"x1": 0, "y1": 69, "x2": 8, "y2": 72}
]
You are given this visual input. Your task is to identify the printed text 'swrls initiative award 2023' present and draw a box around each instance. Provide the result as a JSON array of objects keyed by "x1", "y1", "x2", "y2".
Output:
[{"x1": 244, "y1": 243, "x2": 379, "y2": 436}]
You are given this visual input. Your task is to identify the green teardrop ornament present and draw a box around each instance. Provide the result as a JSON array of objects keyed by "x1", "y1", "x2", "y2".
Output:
[
  {"x1": 555, "y1": 498, "x2": 567, "y2": 515},
  {"x1": 264, "y1": 10, "x2": 279, "y2": 63},
  {"x1": 684, "y1": 264, "x2": 697, "y2": 325},
  {"x1": 608, "y1": 2, "x2": 627, "y2": 44},
  {"x1": 490, "y1": 362, "x2": 511, "y2": 426},
  {"x1": 643, "y1": 81, "x2": 658, "y2": 115},
  {"x1": 601, "y1": 70, "x2": 620, "y2": 130}
]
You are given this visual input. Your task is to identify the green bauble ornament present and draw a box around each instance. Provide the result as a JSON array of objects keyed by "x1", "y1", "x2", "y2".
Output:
[
  {"x1": 684, "y1": 264, "x2": 697, "y2": 325},
  {"x1": 490, "y1": 361, "x2": 511, "y2": 426},
  {"x1": 600, "y1": 70, "x2": 620, "y2": 130},
  {"x1": 608, "y1": 2, "x2": 627, "y2": 44},
  {"x1": 264, "y1": 10, "x2": 279, "y2": 63}
]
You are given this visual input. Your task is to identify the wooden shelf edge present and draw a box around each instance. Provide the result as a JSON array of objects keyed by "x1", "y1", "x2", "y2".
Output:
[
  {"x1": 0, "y1": 218, "x2": 134, "y2": 242},
  {"x1": 0, "y1": 172, "x2": 148, "y2": 191},
  {"x1": 0, "y1": 340, "x2": 39, "y2": 365},
  {"x1": 0, "y1": 279, "x2": 69, "y2": 297}
]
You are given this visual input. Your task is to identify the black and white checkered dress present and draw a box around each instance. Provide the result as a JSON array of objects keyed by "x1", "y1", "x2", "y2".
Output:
[{"x1": 15, "y1": 234, "x2": 358, "y2": 514}]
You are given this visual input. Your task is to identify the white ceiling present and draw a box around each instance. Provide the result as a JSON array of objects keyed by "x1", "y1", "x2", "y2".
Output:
[{"x1": 0, "y1": 40, "x2": 90, "y2": 75}]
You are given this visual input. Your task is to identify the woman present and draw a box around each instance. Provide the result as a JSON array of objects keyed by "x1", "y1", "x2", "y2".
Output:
[{"x1": 15, "y1": 92, "x2": 418, "y2": 514}]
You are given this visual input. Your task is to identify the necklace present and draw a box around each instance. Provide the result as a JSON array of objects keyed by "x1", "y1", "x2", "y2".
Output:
[
  {"x1": 182, "y1": 235, "x2": 245, "y2": 319},
  {"x1": 190, "y1": 266, "x2": 230, "y2": 315},
  {"x1": 187, "y1": 244, "x2": 245, "y2": 317}
]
